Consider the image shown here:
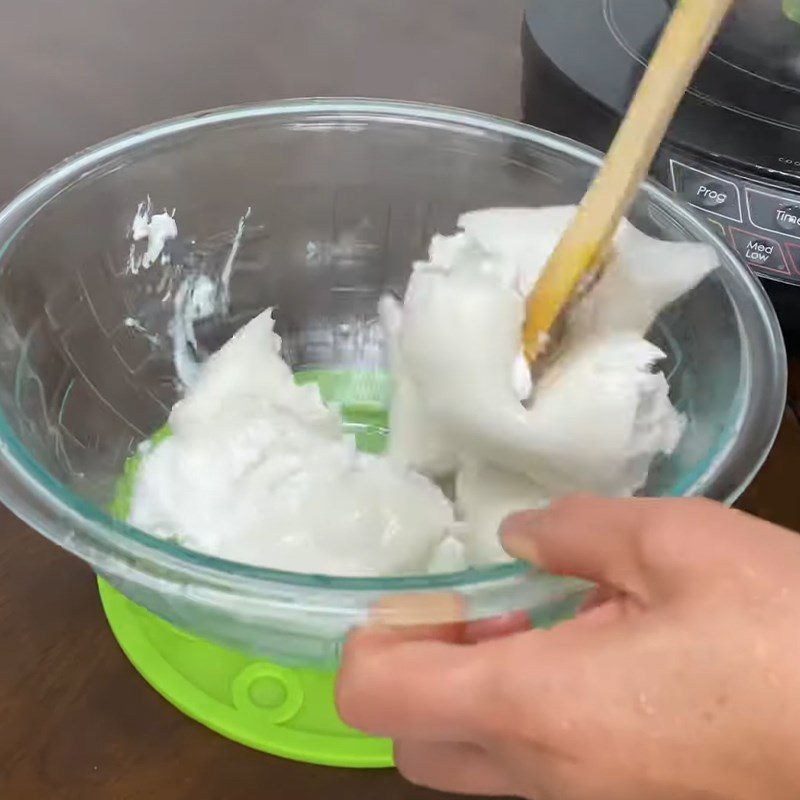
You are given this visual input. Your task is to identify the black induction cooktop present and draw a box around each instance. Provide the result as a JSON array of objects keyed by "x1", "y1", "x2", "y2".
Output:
[
  {"x1": 522, "y1": 0, "x2": 800, "y2": 350},
  {"x1": 523, "y1": 0, "x2": 800, "y2": 181}
]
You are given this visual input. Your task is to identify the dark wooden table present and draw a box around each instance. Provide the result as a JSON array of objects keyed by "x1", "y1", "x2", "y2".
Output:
[
  {"x1": 1, "y1": 1, "x2": 799, "y2": 797},
  {"x1": 0, "y1": 2, "x2": 524, "y2": 797}
]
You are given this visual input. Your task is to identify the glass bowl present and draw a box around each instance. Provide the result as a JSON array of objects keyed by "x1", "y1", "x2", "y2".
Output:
[{"x1": 0, "y1": 99, "x2": 786, "y2": 666}]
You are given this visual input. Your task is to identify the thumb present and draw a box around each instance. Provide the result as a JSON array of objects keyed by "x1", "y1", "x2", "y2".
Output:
[{"x1": 500, "y1": 495, "x2": 716, "y2": 602}]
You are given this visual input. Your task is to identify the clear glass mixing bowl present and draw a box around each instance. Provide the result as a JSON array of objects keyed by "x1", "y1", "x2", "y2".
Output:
[{"x1": 0, "y1": 99, "x2": 785, "y2": 666}]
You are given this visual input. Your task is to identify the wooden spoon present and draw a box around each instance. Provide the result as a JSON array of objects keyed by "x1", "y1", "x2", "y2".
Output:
[{"x1": 522, "y1": 0, "x2": 734, "y2": 363}]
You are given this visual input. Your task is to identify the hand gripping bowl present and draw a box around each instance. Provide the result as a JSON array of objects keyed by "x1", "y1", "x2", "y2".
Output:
[{"x1": 0, "y1": 99, "x2": 786, "y2": 767}]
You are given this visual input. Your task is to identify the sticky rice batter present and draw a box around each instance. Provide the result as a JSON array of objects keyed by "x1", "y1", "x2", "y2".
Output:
[{"x1": 128, "y1": 206, "x2": 717, "y2": 575}]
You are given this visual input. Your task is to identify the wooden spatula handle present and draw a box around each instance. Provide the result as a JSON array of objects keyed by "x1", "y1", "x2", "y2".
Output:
[{"x1": 523, "y1": 0, "x2": 734, "y2": 361}]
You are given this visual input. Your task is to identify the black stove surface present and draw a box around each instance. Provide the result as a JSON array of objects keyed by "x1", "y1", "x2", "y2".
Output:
[
  {"x1": 711, "y1": 1, "x2": 800, "y2": 93},
  {"x1": 522, "y1": 0, "x2": 800, "y2": 352},
  {"x1": 524, "y1": 0, "x2": 800, "y2": 181}
]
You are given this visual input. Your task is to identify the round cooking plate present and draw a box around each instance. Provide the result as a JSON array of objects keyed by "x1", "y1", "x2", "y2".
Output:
[
  {"x1": 524, "y1": 0, "x2": 800, "y2": 178},
  {"x1": 703, "y1": 0, "x2": 800, "y2": 94},
  {"x1": 606, "y1": 0, "x2": 800, "y2": 131}
]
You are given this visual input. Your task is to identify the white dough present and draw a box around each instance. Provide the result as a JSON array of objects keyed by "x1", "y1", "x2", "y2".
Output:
[
  {"x1": 388, "y1": 206, "x2": 717, "y2": 564},
  {"x1": 129, "y1": 310, "x2": 455, "y2": 576},
  {"x1": 130, "y1": 205, "x2": 718, "y2": 576}
]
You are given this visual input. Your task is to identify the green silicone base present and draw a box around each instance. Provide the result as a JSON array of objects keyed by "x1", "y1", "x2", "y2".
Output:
[
  {"x1": 98, "y1": 578, "x2": 393, "y2": 768},
  {"x1": 101, "y1": 370, "x2": 395, "y2": 766}
]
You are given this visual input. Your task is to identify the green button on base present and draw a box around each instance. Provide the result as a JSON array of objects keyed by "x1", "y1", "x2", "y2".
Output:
[{"x1": 98, "y1": 578, "x2": 393, "y2": 768}]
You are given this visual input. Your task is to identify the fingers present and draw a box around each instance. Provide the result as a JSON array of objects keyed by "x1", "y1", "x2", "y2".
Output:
[
  {"x1": 501, "y1": 495, "x2": 645, "y2": 584},
  {"x1": 393, "y1": 741, "x2": 516, "y2": 796},
  {"x1": 337, "y1": 619, "x2": 499, "y2": 740},
  {"x1": 338, "y1": 593, "x2": 536, "y2": 740},
  {"x1": 337, "y1": 591, "x2": 627, "y2": 781},
  {"x1": 500, "y1": 495, "x2": 727, "y2": 601}
]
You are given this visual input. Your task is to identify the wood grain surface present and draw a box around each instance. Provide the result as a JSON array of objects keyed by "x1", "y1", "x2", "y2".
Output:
[
  {"x1": 0, "y1": 2, "x2": 523, "y2": 796},
  {"x1": 1, "y1": 1, "x2": 798, "y2": 797}
]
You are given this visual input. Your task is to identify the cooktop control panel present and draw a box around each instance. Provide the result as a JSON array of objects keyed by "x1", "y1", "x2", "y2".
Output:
[{"x1": 658, "y1": 151, "x2": 800, "y2": 286}]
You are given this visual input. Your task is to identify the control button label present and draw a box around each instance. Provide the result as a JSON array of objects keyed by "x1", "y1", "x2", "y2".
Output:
[
  {"x1": 669, "y1": 159, "x2": 742, "y2": 222},
  {"x1": 729, "y1": 228, "x2": 790, "y2": 275},
  {"x1": 694, "y1": 182, "x2": 728, "y2": 208},
  {"x1": 746, "y1": 187, "x2": 800, "y2": 240},
  {"x1": 776, "y1": 204, "x2": 800, "y2": 232}
]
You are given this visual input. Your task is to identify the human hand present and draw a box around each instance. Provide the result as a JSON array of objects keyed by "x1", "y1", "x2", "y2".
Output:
[{"x1": 337, "y1": 496, "x2": 800, "y2": 800}]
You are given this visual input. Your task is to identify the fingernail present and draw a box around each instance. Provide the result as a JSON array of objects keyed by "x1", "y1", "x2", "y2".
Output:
[{"x1": 500, "y1": 511, "x2": 543, "y2": 564}]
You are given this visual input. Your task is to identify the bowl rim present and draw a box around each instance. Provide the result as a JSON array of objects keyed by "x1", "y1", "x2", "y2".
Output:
[{"x1": 0, "y1": 97, "x2": 787, "y2": 599}]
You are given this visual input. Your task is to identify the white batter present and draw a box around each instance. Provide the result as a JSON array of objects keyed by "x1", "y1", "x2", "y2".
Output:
[
  {"x1": 385, "y1": 207, "x2": 717, "y2": 563},
  {"x1": 128, "y1": 310, "x2": 457, "y2": 576},
  {"x1": 129, "y1": 206, "x2": 718, "y2": 575}
]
